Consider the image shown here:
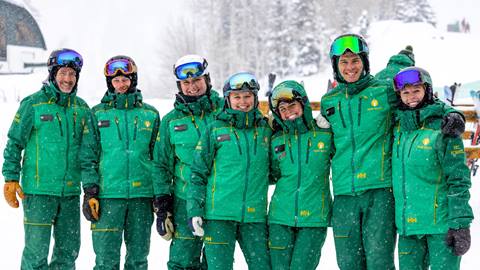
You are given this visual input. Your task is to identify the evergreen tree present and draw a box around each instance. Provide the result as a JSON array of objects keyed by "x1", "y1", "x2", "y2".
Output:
[
  {"x1": 291, "y1": 0, "x2": 322, "y2": 76},
  {"x1": 357, "y1": 10, "x2": 370, "y2": 38}
]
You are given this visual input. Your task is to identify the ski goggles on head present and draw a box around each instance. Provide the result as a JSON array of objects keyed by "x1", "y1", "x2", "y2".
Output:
[
  {"x1": 269, "y1": 87, "x2": 300, "y2": 110},
  {"x1": 104, "y1": 58, "x2": 136, "y2": 77},
  {"x1": 393, "y1": 69, "x2": 424, "y2": 91},
  {"x1": 330, "y1": 34, "x2": 369, "y2": 58},
  {"x1": 224, "y1": 72, "x2": 260, "y2": 93},
  {"x1": 54, "y1": 50, "x2": 83, "y2": 69},
  {"x1": 174, "y1": 61, "x2": 207, "y2": 80}
]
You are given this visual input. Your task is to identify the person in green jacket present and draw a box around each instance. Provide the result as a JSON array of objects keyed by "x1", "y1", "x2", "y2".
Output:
[
  {"x1": 392, "y1": 67, "x2": 473, "y2": 270},
  {"x1": 2, "y1": 48, "x2": 90, "y2": 269},
  {"x1": 187, "y1": 72, "x2": 272, "y2": 270},
  {"x1": 267, "y1": 80, "x2": 333, "y2": 270},
  {"x1": 320, "y1": 34, "x2": 466, "y2": 270},
  {"x1": 80, "y1": 55, "x2": 160, "y2": 269},
  {"x1": 152, "y1": 54, "x2": 222, "y2": 269}
]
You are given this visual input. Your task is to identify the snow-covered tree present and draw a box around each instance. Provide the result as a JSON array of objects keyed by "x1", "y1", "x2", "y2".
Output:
[
  {"x1": 291, "y1": 0, "x2": 322, "y2": 76},
  {"x1": 357, "y1": 10, "x2": 370, "y2": 38}
]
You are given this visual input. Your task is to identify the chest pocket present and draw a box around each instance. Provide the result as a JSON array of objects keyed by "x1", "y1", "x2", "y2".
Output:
[
  {"x1": 355, "y1": 90, "x2": 389, "y2": 134},
  {"x1": 34, "y1": 106, "x2": 64, "y2": 143},
  {"x1": 408, "y1": 133, "x2": 440, "y2": 169},
  {"x1": 171, "y1": 121, "x2": 199, "y2": 164},
  {"x1": 134, "y1": 115, "x2": 154, "y2": 145},
  {"x1": 97, "y1": 113, "x2": 121, "y2": 148}
]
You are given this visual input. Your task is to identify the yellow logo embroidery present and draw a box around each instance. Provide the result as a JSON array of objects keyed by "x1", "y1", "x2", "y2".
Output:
[
  {"x1": 204, "y1": 236, "x2": 212, "y2": 242},
  {"x1": 357, "y1": 172, "x2": 367, "y2": 179},
  {"x1": 407, "y1": 217, "x2": 417, "y2": 223},
  {"x1": 144, "y1": 120, "x2": 151, "y2": 128},
  {"x1": 195, "y1": 141, "x2": 203, "y2": 151},
  {"x1": 371, "y1": 99, "x2": 379, "y2": 107},
  {"x1": 132, "y1": 182, "x2": 142, "y2": 187},
  {"x1": 300, "y1": 210, "x2": 310, "y2": 217},
  {"x1": 318, "y1": 142, "x2": 325, "y2": 149},
  {"x1": 66, "y1": 181, "x2": 74, "y2": 187},
  {"x1": 14, "y1": 113, "x2": 21, "y2": 123},
  {"x1": 247, "y1": 207, "x2": 256, "y2": 213},
  {"x1": 422, "y1": 138, "x2": 430, "y2": 145}
]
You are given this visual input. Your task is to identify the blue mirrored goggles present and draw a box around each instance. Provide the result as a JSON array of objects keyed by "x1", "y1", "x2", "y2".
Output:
[
  {"x1": 104, "y1": 59, "x2": 136, "y2": 77},
  {"x1": 393, "y1": 69, "x2": 423, "y2": 91},
  {"x1": 174, "y1": 61, "x2": 207, "y2": 80},
  {"x1": 224, "y1": 72, "x2": 260, "y2": 92},
  {"x1": 54, "y1": 51, "x2": 83, "y2": 69},
  {"x1": 330, "y1": 35, "x2": 369, "y2": 58}
]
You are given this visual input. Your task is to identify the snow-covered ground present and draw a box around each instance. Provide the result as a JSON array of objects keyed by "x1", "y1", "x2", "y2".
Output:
[{"x1": 1, "y1": 1, "x2": 480, "y2": 269}]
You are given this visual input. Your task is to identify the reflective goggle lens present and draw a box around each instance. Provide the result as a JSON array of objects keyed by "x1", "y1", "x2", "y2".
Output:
[
  {"x1": 270, "y1": 87, "x2": 296, "y2": 109},
  {"x1": 393, "y1": 69, "x2": 422, "y2": 91},
  {"x1": 104, "y1": 59, "x2": 135, "y2": 76},
  {"x1": 174, "y1": 62, "x2": 205, "y2": 80},
  {"x1": 226, "y1": 72, "x2": 259, "y2": 91},
  {"x1": 330, "y1": 35, "x2": 368, "y2": 58},
  {"x1": 56, "y1": 51, "x2": 83, "y2": 68}
]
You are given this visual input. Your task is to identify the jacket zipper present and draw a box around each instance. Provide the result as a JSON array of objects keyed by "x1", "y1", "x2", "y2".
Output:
[
  {"x1": 306, "y1": 137, "x2": 311, "y2": 164},
  {"x1": 357, "y1": 97, "x2": 362, "y2": 126},
  {"x1": 241, "y1": 130, "x2": 250, "y2": 222},
  {"x1": 407, "y1": 133, "x2": 419, "y2": 158},
  {"x1": 338, "y1": 101, "x2": 347, "y2": 128},
  {"x1": 73, "y1": 111, "x2": 77, "y2": 138},
  {"x1": 288, "y1": 137, "x2": 294, "y2": 163},
  {"x1": 63, "y1": 108, "x2": 70, "y2": 196},
  {"x1": 114, "y1": 116, "x2": 122, "y2": 140},
  {"x1": 401, "y1": 135, "x2": 407, "y2": 235},
  {"x1": 56, "y1": 112, "x2": 64, "y2": 137},
  {"x1": 295, "y1": 133, "x2": 302, "y2": 227},
  {"x1": 253, "y1": 129, "x2": 258, "y2": 155},
  {"x1": 347, "y1": 98, "x2": 356, "y2": 193},
  {"x1": 124, "y1": 111, "x2": 130, "y2": 198},
  {"x1": 233, "y1": 130, "x2": 243, "y2": 155},
  {"x1": 133, "y1": 116, "x2": 138, "y2": 141}
]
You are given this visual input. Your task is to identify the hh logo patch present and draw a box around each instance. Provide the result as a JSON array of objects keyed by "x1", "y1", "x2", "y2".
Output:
[
  {"x1": 98, "y1": 120, "x2": 110, "y2": 128},
  {"x1": 274, "y1": 144, "x2": 286, "y2": 153},
  {"x1": 216, "y1": 134, "x2": 231, "y2": 142},
  {"x1": 144, "y1": 121, "x2": 151, "y2": 128},
  {"x1": 326, "y1": 107, "x2": 335, "y2": 116},
  {"x1": 174, "y1": 124, "x2": 187, "y2": 131},
  {"x1": 407, "y1": 217, "x2": 417, "y2": 223},
  {"x1": 40, "y1": 114, "x2": 53, "y2": 121}
]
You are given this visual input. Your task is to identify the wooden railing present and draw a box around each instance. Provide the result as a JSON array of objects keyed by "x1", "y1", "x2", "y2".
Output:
[{"x1": 258, "y1": 101, "x2": 480, "y2": 159}]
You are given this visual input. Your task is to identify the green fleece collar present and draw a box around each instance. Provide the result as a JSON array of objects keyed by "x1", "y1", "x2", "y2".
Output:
[
  {"x1": 100, "y1": 90, "x2": 143, "y2": 110},
  {"x1": 217, "y1": 108, "x2": 264, "y2": 129}
]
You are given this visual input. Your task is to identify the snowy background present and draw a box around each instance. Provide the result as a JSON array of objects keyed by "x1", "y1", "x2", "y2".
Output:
[{"x1": 1, "y1": 0, "x2": 480, "y2": 269}]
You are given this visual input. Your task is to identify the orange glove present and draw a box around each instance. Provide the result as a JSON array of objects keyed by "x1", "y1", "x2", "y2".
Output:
[
  {"x1": 4, "y1": 181, "x2": 25, "y2": 208},
  {"x1": 87, "y1": 198, "x2": 100, "y2": 221}
]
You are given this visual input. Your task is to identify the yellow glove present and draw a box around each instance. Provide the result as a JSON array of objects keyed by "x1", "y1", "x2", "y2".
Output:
[
  {"x1": 4, "y1": 181, "x2": 25, "y2": 208},
  {"x1": 88, "y1": 198, "x2": 100, "y2": 221}
]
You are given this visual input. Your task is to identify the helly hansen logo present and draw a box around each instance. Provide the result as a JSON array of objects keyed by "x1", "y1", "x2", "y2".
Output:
[
  {"x1": 216, "y1": 134, "x2": 231, "y2": 142},
  {"x1": 40, "y1": 114, "x2": 53, "y2": 121},
  {"x1": 174, "y1": 124, "x2": 187, "y2": 131},
  {"x1": 357, "y1": 172, "x2": 367, "y2": 179},
  {"x1": 98, "y1": 120, "x2": 110, "y2": 128},
  {"x1": 407, "y1": 217, "x2": 417, "y2": 223}
]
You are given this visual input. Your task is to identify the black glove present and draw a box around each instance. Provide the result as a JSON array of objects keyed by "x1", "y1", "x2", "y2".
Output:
[
  {"x1": 442, "y1": 112, "x2": 465, "y2": 137},
  {"x1": 153, "y1": 195, "x2": 174, "y2": 240},
  {"x1": 82, "y1": 185, "x2": 100, "y2": 221},
  {"x1": 445, "y1": 228, "x2": 471, "y2": 256},
  {"x1": 399, "y1": 45, "x2": 415, "y2": 62}
]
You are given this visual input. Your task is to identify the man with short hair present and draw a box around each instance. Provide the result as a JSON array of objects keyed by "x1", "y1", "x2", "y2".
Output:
[{"x1": 2, "y1": 48, "x2": 90, "y2": 269}]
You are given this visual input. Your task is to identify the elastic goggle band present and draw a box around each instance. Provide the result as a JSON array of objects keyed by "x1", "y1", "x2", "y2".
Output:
[
  {"x1": 330, "y1": 35, "x2": 368, "y2": 58},
  {"x1": 393, "y1": 69, "x2": 423, "y2": 91},
  {"x1": 174, "y1": 61, "x2": 206, "y2": 80},
  {"x1": 225, "y1": 72, "x2": 259, "y2": 92},
  {"x1": 54, "y1": 51, "x2": 83, "y2": 69},
  {"x1": 104, "y1": 59, "x2": 136, "y2": 77}
]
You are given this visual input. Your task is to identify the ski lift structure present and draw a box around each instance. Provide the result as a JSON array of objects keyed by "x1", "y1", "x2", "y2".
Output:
[{"x1": 0, "y1": 0, "x2": 47, "y2": 75}]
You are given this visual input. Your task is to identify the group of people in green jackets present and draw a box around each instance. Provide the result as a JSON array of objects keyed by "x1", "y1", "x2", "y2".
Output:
[{"x1": 2, "y1": 33, "x2": 473, "y2": 270}]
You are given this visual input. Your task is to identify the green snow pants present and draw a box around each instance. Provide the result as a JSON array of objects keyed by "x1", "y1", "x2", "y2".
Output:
[
  {"x1": 398, "y1": 234, "x2": 461, "y2": 270},
  {"x1": 332, "y1": 188, "x2": 396, "y2": 270},
  {"x1": 91, "y1": 198, "x2": 153, "y2": 270},
  {"x1": 21, "y1": 194, "x2": 80, "y2": 270},
  {"x1": 269, "y1": 224, "x2": 327, "y2": 270},
  {"x1": 203, "y1": 220, "x2": 271, "y2": 270},
  {"x1": 168, "y1": 197, "x2": 206, "y2": 270}
]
